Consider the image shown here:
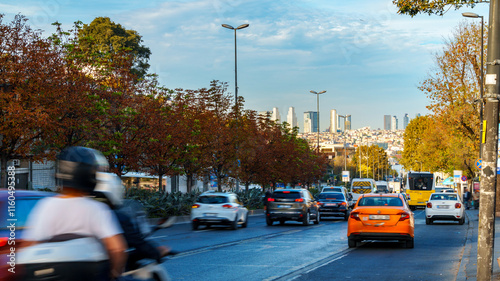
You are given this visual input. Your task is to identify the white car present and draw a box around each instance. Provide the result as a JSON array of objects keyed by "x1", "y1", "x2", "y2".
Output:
[
  {"x1": 191, "y1": 191, "x2": 248, "y2": 230},
  {"x1": 425, "y1": 192, "x2": 465, "y2": 225}
]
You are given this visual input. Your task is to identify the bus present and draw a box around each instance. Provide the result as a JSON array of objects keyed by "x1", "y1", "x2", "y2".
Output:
[{"x1": 404, "y1": 172, "x2": 435, "y2": 210}]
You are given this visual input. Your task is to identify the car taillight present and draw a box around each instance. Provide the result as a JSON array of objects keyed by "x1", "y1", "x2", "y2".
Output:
[
  {"x1": 455, "y1": 203, "x2": 462, "y2": 209},
  {"x1": 0, "y1": 237, "x2": 7, "y2": 247},
  {"x1": 295, "y1": 198, "x2": 304, "y2": 202},
  {"x1": 399, "y1": 212, "x2": 410, "y2": 221},
  {"x1": 340, "y1": 202, "x2": 346, "y2": 206},
  {"x1": 267, "y1": 198, "x2": 275, "y2": 202},
  {"x1": 317, "y1": 202, "x2": 323, "y2": 206},
  {"x1": 222, "y1": 204, "x2": 234, "y2": 209},
  {"x1": 427, "y1": 202, "x2": 432, "y2": 208},
  {"x1": 192, "y1": 204, "x2": 201, "y2": 209},
  {"x1": 350, "y1": 212, "x2": 361, "y2": 221}
]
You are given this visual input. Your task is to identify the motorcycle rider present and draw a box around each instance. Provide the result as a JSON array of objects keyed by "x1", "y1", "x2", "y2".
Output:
[
  {"x1": 93, "y1": 171, "x2": 172, "y2": 269},
  {"x1": 22, "y1": 146, "x2": 128, "y2": 280}
]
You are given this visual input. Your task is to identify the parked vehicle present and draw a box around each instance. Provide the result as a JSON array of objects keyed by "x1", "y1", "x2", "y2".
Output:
[
  {"x1": 266, "y1": 188, "x2": 320, "y2": 226},
  {"x1": 348, "y1": 193, "x2": 414, "y2": 248},
  {"x1": 425, "y1": 192, "x2": 465, "y2": 225},
  {"x1": 317, "y1": 192, "x2": 350, "y2": 221},
  {"x1": 191, "y1": 191, "x2": 248, "y2": 230}
]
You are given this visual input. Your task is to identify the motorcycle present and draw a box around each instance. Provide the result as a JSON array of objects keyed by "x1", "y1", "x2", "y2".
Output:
[{"x1": 17, "y1": 199, "x2": 177, "y2": 281}]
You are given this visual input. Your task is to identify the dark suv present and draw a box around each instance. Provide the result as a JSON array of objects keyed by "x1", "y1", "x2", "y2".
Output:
[{"x1": 266, "y1": 189, "x2": 320, "y2": 226}]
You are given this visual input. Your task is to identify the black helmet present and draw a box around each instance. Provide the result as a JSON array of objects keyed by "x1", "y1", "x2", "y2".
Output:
[{"x1": 56, "y1": 146, "x2": 109, "y2": 193}]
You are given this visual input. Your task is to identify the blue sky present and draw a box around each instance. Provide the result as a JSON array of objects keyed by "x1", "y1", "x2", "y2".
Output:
[{"x1": 2, "y1": 0, "x2": 490, "y2": 130}]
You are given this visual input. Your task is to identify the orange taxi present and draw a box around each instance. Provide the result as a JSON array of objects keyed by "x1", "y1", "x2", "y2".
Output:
[{"x1": 347, "y1": 193, "x2": 414, "y2": 248}]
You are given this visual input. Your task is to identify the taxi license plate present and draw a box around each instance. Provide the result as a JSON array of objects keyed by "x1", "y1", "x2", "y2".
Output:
[
  {"x1": 278, "y1": 205, "x2": 291, "y2": 208},
  {"x1": 204, "y1": 213, "x2": 217, "y2": 217},
  {"x1": 437, "y1": 205, "x2": 449, "y2": 209},
  {"x1": 325, "y1": 203, "x2": 337, "y2": 207},
  {"x1": 369, "y1": 215, "x2": 390, "y2": 220}
]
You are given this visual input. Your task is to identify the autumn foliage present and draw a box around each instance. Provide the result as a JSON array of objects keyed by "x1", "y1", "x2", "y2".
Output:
[{"x1": 0, "y1": 15, "x2": 327, "y2": 190}]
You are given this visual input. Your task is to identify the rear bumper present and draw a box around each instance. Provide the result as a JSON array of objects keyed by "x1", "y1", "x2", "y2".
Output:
[
  {"x1": 319, "y1": 209, "x2": 347, "y2": 217},
  {"x1": 349, "y1": 232, "x2": 413, "y2": 241},
  {"x1": 192, "y1": 217, "x2": 234, "y2": 225},
  {"x1": 267, "y1": 210, "x2": 305, "y2": 221},
  {"x1": 426, "y1": 214, "x2": 462, "y2": 221}
]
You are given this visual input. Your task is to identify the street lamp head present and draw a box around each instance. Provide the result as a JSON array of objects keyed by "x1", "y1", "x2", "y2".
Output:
[
  {"x1": 222, "y1": 24, "x2": 235, "y2": 30},
  {"x1": 346, "y1": 114, "x2": 351, "y2": 118},
  {"x1": 310, "y1": 90, "x2": 326, "y2": 95},
  {"x1": 236, "y1": 23, "x2": 249, "y2": 30},
  {"x1": 462, "y1": 12, "x2": 482, "y2": 19}
]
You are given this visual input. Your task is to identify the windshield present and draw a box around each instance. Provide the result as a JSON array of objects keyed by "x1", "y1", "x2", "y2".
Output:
[
  {"x1": 197, "y1": 195, "x2": 229, "y2": 204},
  {"x1": 430, "y1": 194, "x2": 458, "y2": 201},
  {"x1": 318, "y1": 193, "x2": 345, "y2": 200},
  {"x1": 407, "y1": 173, "x2": 433, "y2": 190},
  {"x1": 358, "y1": 197, "x2": 403, "y2": 207}
]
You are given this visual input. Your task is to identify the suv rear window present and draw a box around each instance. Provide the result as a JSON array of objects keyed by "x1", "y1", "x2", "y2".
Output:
[
  {"x1": 197, "y1": 195, "x2": 228, "y2": 204},
  {"x1": 358, "y1": 197, "x2": 403, "y2": 207},
  {"x1": 318, "y1": 193, "x2": 344, "y2": 200},
  {"x1": 272, "y1": 191, "x2": 301, "y2": 199}
]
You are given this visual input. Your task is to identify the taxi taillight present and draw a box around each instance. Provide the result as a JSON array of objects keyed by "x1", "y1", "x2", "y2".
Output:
[
  {"x1": 192, "y1": 204, "x2": 201, "y2": 209},
  {"x1": 399, "y1": 212, "x2": 410, "y2": 221},
  {"x1": 427, "y1": 202, "x2": 432, "y2": 208},
  {"x1": 350, "y1": 212, "x2": 361, "y2": 221}
]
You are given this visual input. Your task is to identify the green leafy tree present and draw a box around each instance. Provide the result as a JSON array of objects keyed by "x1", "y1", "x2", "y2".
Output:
[
  {"x1": 78, "y1": 17, "x2": 151, "y2": 79},
  {"x1": 393, "y1": 0, "x2": 482, "y2": 16}
]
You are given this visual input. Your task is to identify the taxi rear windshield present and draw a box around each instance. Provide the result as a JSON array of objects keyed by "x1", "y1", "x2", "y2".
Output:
[
  {"x1": 273, "y1": 192, "x2": 301, "y2": 199},
  {"x1": 358, "y1": 197, "x2": 403, "y2": 207},
  {"x1": 197, "y1": 196, "x2": 228, "y2": 204}
]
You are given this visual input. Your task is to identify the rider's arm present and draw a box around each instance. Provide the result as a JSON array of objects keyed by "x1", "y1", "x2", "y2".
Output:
[{"x1": 102, "y1": 234, "x2": 128, "y2": 279}]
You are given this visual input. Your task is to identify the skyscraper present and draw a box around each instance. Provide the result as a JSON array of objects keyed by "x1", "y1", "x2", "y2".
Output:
[
  {"x1": 384, "y1": 115, "x2": 391, "y2": 130},
  {"x1": 271, "y1": 107, "x2": 281, "y2": 123},
  {"x1": 403, "y1": 113, "x2": 409, "y2": 129},
  {"x1": 346, "y1": 115, "x2": 352, "y2": 130},
  {"x1": 304, "y1": 111, "x2": 317, "y2": 133},
  {"x1": 286, "y1": 107, "x2": 298, "y2": 129},
  {"x1": 391, "y1": 116, "x2": 398, "y2": 131},
  {"x1": 330, "y1": 109, "x2": 338, "y2": 133}
]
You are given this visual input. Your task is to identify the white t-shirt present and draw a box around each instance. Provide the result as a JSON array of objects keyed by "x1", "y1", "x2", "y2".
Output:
[{"x1": 23, "y1": 196, "x2": 123, "y2": 241}]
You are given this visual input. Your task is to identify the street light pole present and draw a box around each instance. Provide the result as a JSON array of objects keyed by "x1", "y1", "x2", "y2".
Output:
[
  {"x1": 222, "y1": 23, "x2": 249, "y2": 192},
  {"x1": 462, "y1": 12, "x2": 484, "y2": 160},
  {"x1": 338, "y1": 114, "x2": 350, "y2": 171},
  {"x1": 310, "y1": 90, "x2": 326, "y2": 152}
]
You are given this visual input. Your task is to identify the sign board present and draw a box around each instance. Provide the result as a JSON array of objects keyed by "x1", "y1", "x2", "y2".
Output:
[
  {"x1": 453, "y1": 170, "x2": 462, "y2": 183},
  {"x1": 476, "y1": 159, "x2": 482, "y2": 170},
  {"x1": 461, "y1": 176, "x2": 467, "y2": 182},
  {"x1": 342, "y1": 171, "x2": 350, "y2": 183}
]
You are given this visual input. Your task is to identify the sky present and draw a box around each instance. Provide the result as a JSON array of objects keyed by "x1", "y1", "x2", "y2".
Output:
[{"x1": 1, "y1": 0, "x2": 491, "y2": 131}]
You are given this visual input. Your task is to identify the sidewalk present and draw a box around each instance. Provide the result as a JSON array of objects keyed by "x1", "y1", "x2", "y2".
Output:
[{"x1": 457, "y1": 209, "x2": 500, "y2": 280}]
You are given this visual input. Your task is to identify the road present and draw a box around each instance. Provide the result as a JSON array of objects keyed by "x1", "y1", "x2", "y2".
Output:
[{"x1": 151, "y1": 209, "x2": 469, "y2": 281}]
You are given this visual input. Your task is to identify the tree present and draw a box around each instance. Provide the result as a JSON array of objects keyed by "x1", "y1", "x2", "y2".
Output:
[
  {"x1": 393, "y1": 0, "x2": 482, "y2": 16},
  {"x1": 78, "y1": 17, "x2": 151, "y2": 79}
]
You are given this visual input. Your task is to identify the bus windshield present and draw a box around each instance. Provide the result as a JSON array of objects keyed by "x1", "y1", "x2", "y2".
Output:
[{"x1": 407, "y1": 173, "x2": 434, "y2": 191}]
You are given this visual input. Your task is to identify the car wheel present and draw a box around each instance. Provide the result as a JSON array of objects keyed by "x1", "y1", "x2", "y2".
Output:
[
  {"x1": 459, "y1": 217, "x2": 465, "y2": 225},
  {"x1": 231, "y1": 215, "x2": 238, "y2": 230},
  {"x1": 242, "y1": 213, "x2": 249, "y2": 228},
  {"x1": 314, "y1": 212, "x2": 320, "y2": 224},
  {"x1": 266, "y1": 216, "x2": 274, "y2": 226},
  {"x1": 405, "y1": 238, "x2": 414, "y2": 249},
  {"x1": 303, "y1": 212, "x2": 310, "y2": 226},
  {"x1": 192, "y1": 221, "x2": 199, "y2": 231},
  {"x1": 348, "y1": 237, "x2": 357, "y2": 248},
  {"x1": 425, "y1": 218, "x2": 432, "y2": 225},
  {"x1": 279, "y1": 219, "x2": 285, "y2": 225}
]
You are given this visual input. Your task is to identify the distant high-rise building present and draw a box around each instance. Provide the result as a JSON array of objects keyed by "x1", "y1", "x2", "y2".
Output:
[
  {"x1": 391, "y1": 116, "x2": 398, "y2": 131},
  {"x1": 271, "y1": 107, "x2": 281, "y2": 123},
  {"x1": 258, "y1": 111, "x2": 272, "y2": 119},
  {"x1": 346, "y1": 115, "x2": 352, "y2": 130},
  {"x1": 304, "y1": 111, "x2": 318, "y2": 133},
  {"x1": 384, "y1": 115, "x2": 391, "y2": 130},
  {"x1": 403, "y1": 113, "x2": 409, "y2": 129},
  {"x1": 416, "y1": 113, "x2": 421, "y2": 118},
  {"x1": 330, "y1": 109, "x2": 338, "y2": 133},
  {"x1": 286, "y1": 107, "x2": 298, "y2": 129}
]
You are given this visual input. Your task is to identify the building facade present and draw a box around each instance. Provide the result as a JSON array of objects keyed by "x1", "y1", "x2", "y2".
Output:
[
  {"x1": 384, "y1": 115, "x2": 391, "y2": 130},
  {"x1": 330, "y1": 109, "x2": 338, "y2": 133},
  {"x1": 287, "y1": 107, "x2": 298, "y2": 129},
  {"x1": 403, "y1": 113, "x2": 409, "y2": 129},
  {"x1": 391, "y1": 116, "x2": 398, "y2": 131},
  {"x1": 304, "y1": 111, "x2": 317, "y2": 133},
  {"x1": 271, "y1": 107, "x2": 281, "y2": 123}
]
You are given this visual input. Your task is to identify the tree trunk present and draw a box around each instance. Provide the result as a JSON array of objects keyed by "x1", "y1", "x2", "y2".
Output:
[{"x1": 158, "y1": 173, "x2": 164, "y2": 192}]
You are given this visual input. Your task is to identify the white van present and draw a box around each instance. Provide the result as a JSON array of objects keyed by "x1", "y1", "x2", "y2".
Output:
[
  {"x1": 350, "y1": 178, "x2": 376, "y2": 203},
  {"x1": 374, "y1": 181, "x2": 389, "y2": 193}
]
